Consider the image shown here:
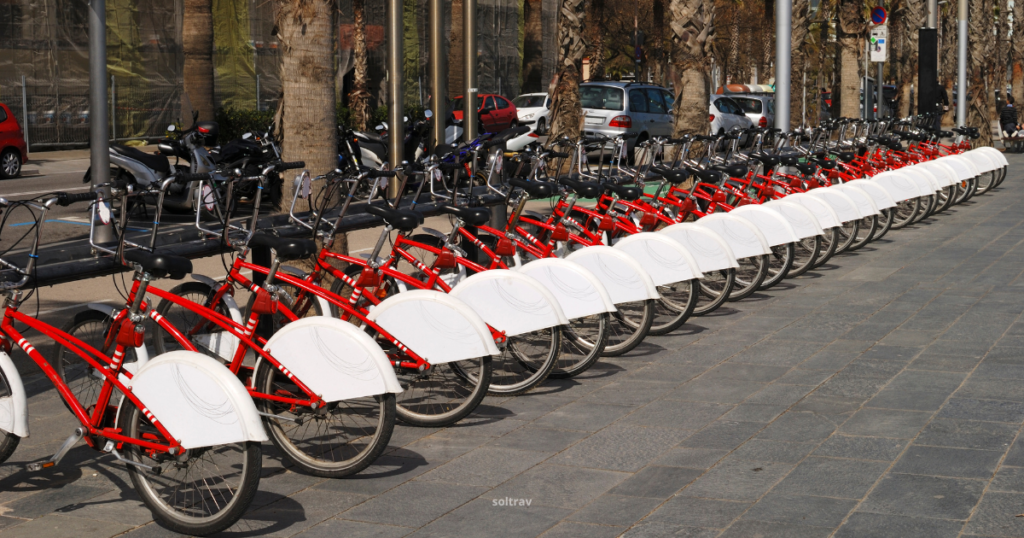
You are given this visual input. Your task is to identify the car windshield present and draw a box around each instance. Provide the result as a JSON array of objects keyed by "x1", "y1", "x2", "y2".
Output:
[
  {"x1": 451, "y1": 97, "x2": 463, "y2": 111},
  {"x1": 580, "y1": 86, "x2": 624, "y2": 111},
  {"x1": 733, "y1": 98, "x2": 763, "y2": 114},
  {"x1": 513, "y1": 95, "x2": 546, "y2": 108}
]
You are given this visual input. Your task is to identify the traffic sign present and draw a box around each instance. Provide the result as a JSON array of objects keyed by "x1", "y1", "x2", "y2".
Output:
[
  {"x1": 870, "y1": 25, "x2": 888, "y2": 62},
  {"x1": 871, "y1": 7, "x2": 887, "y2": 25}
]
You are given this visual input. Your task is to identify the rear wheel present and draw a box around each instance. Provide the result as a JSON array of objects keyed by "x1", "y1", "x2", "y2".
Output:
[
  {"x1": 848, "y1": 215, "x2": 877, "y2": 251},
  {"x1": 890, "y1": 198, "x2": 920, "y2": 229},
  {"x1": 976, "y1": 170, "x2": 997, "y2": 195},
  {"x1": 255, "y1": 360, "x2": 395, "y2": 478},
  {"x1": 760, "y1": 243, "x2": 795, "y2": 290},
  {"x1": 603, "y1": 300, "x2": 655, "y2": 356},
  {"x1": 0, "y1": 149, "x2": 21, "y2": 179},
  {"x1": 550, "y1": 314, "x2": 608, "y2": 378},
  {"x1": 729, "y1": 255, "x2": 769, "y2": 301},
  {"x1": 788, "y1": 236, "x2": 820, "y2": 278},
  {"x1": 118, "y1": 400, "x2": 261, "y2": 536},
  {"x1": 488, "y1": 328, "x2": 560, "y2": 396},
  {"x1": 394, "y1": 353, "x2": 492, "y2": 427},
  {"x1": 834, "y1": 220, "x2": 860, "y2": 254},
  {"x1": 57, "y1": 309, "x2": 136, "y2": 412},
  {"x1": 152, "y1": 282, "x2": 233, "y2": 359},
  {"x1": 910, "y1": 194, "x2": 935, "y2": 223},
  {"x1": 696, "y1": 269, "x2": 735, "y2": 315},
  {"x1": 811, "y1": 229, "x2": 840, "y2": 269},
  {"x1": 649, "y1": 279, "x2": 699, "y2": 336},
  {"x1": 871, "y1": 208, "x2": 894, "y2": 241}
]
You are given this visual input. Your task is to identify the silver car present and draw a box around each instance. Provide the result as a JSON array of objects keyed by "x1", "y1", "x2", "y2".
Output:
[
  {"x1": 730, "y1": 94, "x2": 775, "y2": 129},
  {"x1": 580, "y1": 82, "x2": 675, "y2": 159}
]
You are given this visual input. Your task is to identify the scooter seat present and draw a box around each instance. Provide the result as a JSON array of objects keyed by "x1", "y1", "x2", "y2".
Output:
[{"x1": 112, "y1": 145, "x2": 170, "y2": 175}]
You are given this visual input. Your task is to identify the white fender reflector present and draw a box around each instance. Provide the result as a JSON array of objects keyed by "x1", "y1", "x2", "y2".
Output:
[
  {"x1": 367, "y1": 289, "x2": 500, "y2": 362},
  {"x1": 612, "y1": 232, "x2": 703, "y2": 285},
  {"x1": 565, "y1": 245, "x2": 660, "y2": 303},
  {"x1": 129, "y1": 351, "x2": 268, "y2": 449},
  {"x1": 449, "y1": 270, "x2": 569, "y2": 336},
  {"x1": 517, "y1": 258, "x2": 616, "y2": 320},
  {"x1": 658, "y1": 222, "x2": 739, "y2": 272}
]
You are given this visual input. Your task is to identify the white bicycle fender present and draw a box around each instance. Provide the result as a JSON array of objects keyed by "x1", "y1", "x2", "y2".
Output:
[
  {"x1": 961, "y1": 149, "x2": 997, "y2": 172},
  {"x1": 366, "y1": 289, "x2": 500, "y2": 363},
  {"x1": 190, "y1": 273, "x2": 221, "y2": 290},
  {"x1": 760, "y1": 200, "x2": 824, "y2": 239},
  {"x1": 870, "y1": 171, "x2": 924, "y2": 202},
  {"x1": 728, "y1": 205, "x2": 801, "y2": 246},
  {"x1": 829, "y1": 184, "x2": 880, "y2": 216},
  {"x1": 976, "y1": 146, "x2": 1008, "y2": 167},
  {"x1": 658, "y1": 222, "x2": 739, "y2": 272},
  {"x1": 449, "y1": 270, "x2": 569, "y2": 336},
  {"x1": 87, "y1": 302, "x2": 119, "y2": 319},
  {"x1": 0, "y1": 352, "x2": 28, "y2": 437},
  {"x1": 565, "y1": 245, "x2": 660, "y2": 304},
  {"x1": 262, "y1": 317, "x2": 402, "y2": 400},
  {"x1": 803, "y1": 189, "x2": 864, "y2": 221},
  {"x1": 695, "y1": 213, "x2": 771, "y2": 258},
  {"x1": 613, "y1": 232, "x2": 703, "y2": 285},
  {"x1": 770, "y1": 195, "x2": 841, "y2": 229},
  {"x1": 901, "y1": 166, "x2": 942, "y2": 193},
  {"x1": 843, "y1": 180, "x2": 896, "y2": 210},
  {"x1": 935, "y1": 155, "x2": 976, "y2": 182},
  {"x1": 516, "y1": 258, "x2": 616, "y2": 320},
  {"x1": 128, "y1": 351, "x2": 268, "y2": 449},
  {"x1": 915, "y1": 161, "x2": 959, "y2": 187}
]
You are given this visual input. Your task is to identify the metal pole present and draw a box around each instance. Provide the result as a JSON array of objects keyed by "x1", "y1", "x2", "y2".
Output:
[
  {"x1": 256, "y1": 74, "x2": 260, "y2": 111},
  {"x1": 927, "y1": 0, "x2": 938, "y2": 28},
  {"x1": 864, "y1": 40, "x2": 871, "y2": 120},
  {"x1": 802, "y1": 69, "x2": 807, "y2": 128},
  {"x1": 89, "y1": 0, "x2": 113, "y2": 243},
  {"x1": 956, "y1": 0, "x2": 967, "y2": 126},
  {"x1": 20, "y1": 76, "x2": 29, "y2": 156},
  {"x1": 774, "y1": 0, "x2": 791, "y2": 132},
  {"x1": 110, "y1": 75, "x2": 116, "y2": 142},
  {"x1": 429, "y1": 0, "x2": 446, "y2": 149},
  {"x1": 877, "y1": 63, "x2": 884, "y2": 117},
  {"x1": 386, "y1": 0, "x2": 403, "y2": 200},
  {"x1": 463, "y1": 0, "x2": 478, "y2": 141}
]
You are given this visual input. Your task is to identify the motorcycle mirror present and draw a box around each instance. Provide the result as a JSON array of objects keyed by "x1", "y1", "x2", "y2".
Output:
[
  {"x1": 242, "y1": 133, "x2": 253, "y2": 140},
  {"x1": 424, "y1": 109, "x2": 433, "y2": 118},
  {"x1": 375, "y1": 124, "x2": 385, "y2": 131},
  {"x1": 166, "y1": 124, "x2": 176, "y2": 132}
]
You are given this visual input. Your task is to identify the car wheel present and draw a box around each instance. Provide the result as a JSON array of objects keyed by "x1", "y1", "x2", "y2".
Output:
[
  {"x1": 628, "y1": 133, "x2": 648, "y2": 165},
  {"x1": 0, "y1": 149, "x2": 21, "y2": 179},
  {"x1": 536, "y1": 118, "x2": 546, "y2": 135}
]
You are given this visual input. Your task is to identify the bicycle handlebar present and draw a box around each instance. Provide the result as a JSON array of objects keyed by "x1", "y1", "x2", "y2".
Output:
[
  {"x1": 276, "y1": 161, "x2": 305, "y2": 171},
  {"x1": 56, "y1": 191, "x2": 99, "y2": 206}
]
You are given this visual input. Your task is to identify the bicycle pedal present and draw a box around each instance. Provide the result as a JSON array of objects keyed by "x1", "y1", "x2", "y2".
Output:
[{"x1": 26, "y1": 427, "x2": 85, "y2": 472}]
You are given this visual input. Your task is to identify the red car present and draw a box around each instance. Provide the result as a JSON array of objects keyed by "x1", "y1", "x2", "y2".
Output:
[
  {"x1": 0, "y1": 103, "x2": 27, "y2": 179},
  {"x1": 451, "y1": 94, "x2": 518, "y2": 133}
]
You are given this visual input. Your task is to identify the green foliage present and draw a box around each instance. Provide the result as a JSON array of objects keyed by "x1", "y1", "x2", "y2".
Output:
[
  {"x1": 214, "y1": 107, "x2": 275, "y2": 142},
  {"x1": 336, "y1": 104, "x2": 427, "y2": 130}
]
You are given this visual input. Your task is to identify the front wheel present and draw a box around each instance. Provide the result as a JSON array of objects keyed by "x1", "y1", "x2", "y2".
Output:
[
  {"x1": 118, "y1": 400, "x2": 261, "y2": 536},
  {"x1": 696, "y1": 269, "x2": 735, "y2": 315},
  {"x1": 811, "y1": 228, "x2": 840, "y2": 269},
  {"x1": 788, "y1": 236, "x2": 820, "y2": 278},
  {"x1": 760, "y1": 243, "x2": 795, "y2": 290},
  {"x1": 550, "y1": 314, "x2": 608, "y2": 378},
  {"x1": 871, "y1": 208, "x2": 894, "y2": 241},
  {"x1": 650, "y1": 279, "x2": 699, "y2": 336},
  {"x1": 848, "y1": 215, "x2": 877, "y2": 251},
  {"x1": 255, "y1": 361, "x2": 395, "y2": 478},
  {"x1": 604, "y1": 300, "x2": 655, "y2": 356},
  {"x1": 394, "y1": 354, "x2": 492, "y2": 427},
  {"x1": 728, "y1": 255, "x2": 769, "y2": 301},
  {"x1": 488, "y1": 328, "x2": 560, "y2": 396},
  {"x1": 0, "y1": 364, "x2": 20, "y2": 464},
  {"x1": 834, "y1": 219, "x2": 860, "y2": 254},
  {"x1": 890, "y1": 198, "x2": 920, "y2": 230}
]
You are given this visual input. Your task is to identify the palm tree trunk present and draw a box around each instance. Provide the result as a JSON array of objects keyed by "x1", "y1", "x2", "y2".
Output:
[
  {"x1": 653, "y1": 0, "x2": 667, "y2": 85},
  {"x1": 968, "y1": 0, "x2": 992, "y2": 145},
  {"x1": 836, "y1": 0, "x2": 865, "y2": 118},
  {"x1": 940, "y1": 3, "x2": 957, "y2": 126},
  {"x1": 547, "y1": 0, "x2": 587, "y2": 144},
  {"x1": 761, "y1": 0, "x2": 773, "y2": 77},
  {"x1": 1013, "y1": 0, "x2": 1024, "y2": 103},
  {"x1": 449, "y1": 0, "x2": 465, "y2": 99},
  {"x1": 584, "y1": 0, "x2": 605, "y2": 81},
  {"x1": 897, "y1": 0, "x2": 922, "y2": 117},
  {"x1": 350, "y1": 0, "x2": 371, "y2": 131},
  {"x1": 277, "y1": 0, "x2": 338, "y2": 211},
  {"x1": 789, "y1": 0, "x2": 808, "y2": 127},
  {"x1": 670, "y1": 0, "x2": 716, "y2": 136},
  {"x1": 727, "y1": 7, "x2": 739, "y2": 82},
  {"x1": 522, "y1": 0, "x2": 544, "y2": 92},
  {"x1": 183, "y1": 0, "x2": 214, "y2": 120}
]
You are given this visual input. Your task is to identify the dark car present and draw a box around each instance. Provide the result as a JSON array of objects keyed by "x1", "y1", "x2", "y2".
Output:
[{"x1": 0, "y1": 103, "x2": 27, "y2": 178}]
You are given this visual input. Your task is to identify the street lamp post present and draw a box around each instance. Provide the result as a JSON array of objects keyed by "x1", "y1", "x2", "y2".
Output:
[
  {"x1": 775, "y1": 0, "x2": 792, "y2": 132},
  {"x1": 88, "y1": 0, "x2": 114, "y2": 243}
]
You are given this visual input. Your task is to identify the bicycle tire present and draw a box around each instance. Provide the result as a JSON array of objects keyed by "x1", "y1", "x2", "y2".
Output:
[
  {"x1": 834, "y1": 219, "x2": 860, "y2": 254},
  {"x1": 649, "y1": 279, "x2": 699, "y2": 336},
  {"x1": 760, "y1": 243, "x2": 795, "y2": 290},
  {"x1": 550, "y1": 313, "x2": 609, "y2": 378},
  {"x1": 118, "y1": 399, "x2": 261, "y2": 536},
  {"x1": 871, "y1": 208, "x2": 894, "y2": 241},
  {"x1": 488, "y1": 328, "x2": 560, "y2": 396},
  {"x1": 394, "y1": 353, "x2": 492, "y2": 427},
  {"x1": 152, "y1": 281, "x2": 232, "y2": 358},
  {"x1": 0, "y1": 363, "x2": 20, "y2": 464},
  {"x1": 695, "y1": 269, "x2": 735, "y2": 315},
  {"x1": 811, "y1": 228, "x2": 840, "y2": 269},
  {"x1": 788, "y1": 235, "x2": 821, "y2": 278},
  {"x1": 910, "y1": 194, "x2": 935, "y2": 224},
  {"x1": 890, "y1": 197, "x2": 920, "y2": 230},
  {"x1": 976, "y1": 170, "x2": 997, "y2": 195},
  {"x1": 729, "y1": 254, "x2": 769, "y2": 301},
  {"x1": 847, "y1": 215, "x2": 877, "y2": 251},
  {"x1": 56, "y1": 309, "x2": 135, "y2": 415},
  {"x1": 255, "y1": 360, "x2": 395, "y2": 478},
  {"x1": 603, "y1": 299, "x2": 655, "y2": 356}
]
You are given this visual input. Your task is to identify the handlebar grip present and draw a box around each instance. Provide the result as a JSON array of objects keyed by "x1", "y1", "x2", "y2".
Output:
[
  {"x1": 547, "y1": 151, "x2": 570, "y2": 159},
  {"x1": 438, "y1": 162, "x2": 464, "y2": 171},
  {"x1": 368, "y1": 169, "x2": 398, "y2": 178},
  {"x1": 276, "y1": 161, "x2": 306, "y2": 171},
  {"x1": 581, "y1": 136, "x2": 606, "y2": 144},
  {"x1": 57, "y1": 191, "x2": 99, "y2": 206},
  {"x1": 620, "y1": 132, "x2": 640, "y2": 140},
  {"x1": 176, "y1": 172, "x2": 212, "y2": 183}
]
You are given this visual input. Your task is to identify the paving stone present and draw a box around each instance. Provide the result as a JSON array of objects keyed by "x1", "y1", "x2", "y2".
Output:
[
  {"x1": 990, "y1": 466, "x2": 1024, "y2": 493},
  {"x1": 740, "y1": 492, "x2": 857, "y2": 527},
  {"x1": 652, "y1": 448, "x2": 730, "y2": 469},
  {"x1": 720, "y1": 404, "x2": 788, "y2": 423},
  {"x1": 728, "y1": 439, "x2": 816, "y2": 464},
  {"x1": 859, "y1": 473, "x2": 986, "y2": 519},
  {"x1": 552, "y1": 424, "x2": 691, "y2": 472},
  {"x1": 416, "y1": 447, "x2": 550, "y2": 487},
  {"x1": 891, "y1": 445, "x2": 1003, "y2": 479},
  {"x1": 718, "y1": 520, "x2": 833, "y2": 537},
  {"x1": 2, "y1": 483, "x2": 114, "y2": 519},
  {"x1": 568, "y1": 494, "x2": 665, "y2": 526},
  {"x1": 840, "y1": 408, "x2": 933, "y2": 438},
  {"x1": 756, "y1": 411, "x2": 840, "y2": 443},
  {"x1": 293, "y1": 519, "x2": 413, "y2": 538},
  {"x1": 937, "y1": 397, "x2": 1024, "y2": 423},
  {"x1": 576, "y1": 380, "x2": 677, "y2": 407},
  {"x1": 678, "y1": 421, "x2": 766, "y2": 450},
  {"x1": 621, "y1": 522, "x2": 719, "y2": 537},
  {"x1": 681, "y1": 459, "x2": 793, "y2": 502},
  {"x1": 774, "y1": 457, "x2": 889, "y2": 498},
  {"x1": 866, "y1": 389, "x2": 953, "y2": 411},
  {"x1": 962, "y1": 491, "x2": 1024, "y2": 537},
  {"x1": 619, "y1": 400, "x2": 732, "y2": 431},
  {"x1": 663, "y1": 378, "x2": 768, "y2": 404},
  {"x1": 607, "y1": 466, "x2": 703, "y2": 498},
  {"x1": 0, "y1": 514, "x2": 131, "y2": 538},
  {"x1": 800, "y1": 351, "x2": 860, "y2": 371},
  {"x1": 540, "y1": 521, "x2": 624, "y2": 538},
  {"x1": 815, "y1": 373, "x2": 890, "y2": 400},
  {"x1": 405, "y1": 498, "x2": 571, "y2": 537},
  {"x1": 916, "y1": 418, "x2": 1018, "y2": 450},
  {"x1": 341, "y1": 480, "x2": 487, "y2": 527},
  {"x1": 908, "y1": 352, "x2": 982, "y2": 373},
  {"x1": 636, "y1": 496, "x2": 750, "y2": 529},
  {"x1": 834, "y1": 512, "x2": 963, "y2": 538},
  {"x1": 488, "y1": 426, "x2": 590, "y2": 454},
  {"x1": 238, "y1": 488, "x2": 367, "y2": 537},
  {"x1": 488, "y1": 464, "x2": 628, "y2": 508},
  {"x1": 533, "y1": 402, "x2": 635, "y2": 432},
  {"x1": 744, "y1": 383, "x2": 816, "y2": 406},
  {"x1": 814, "y1": 435, "x2": 906, "y2": 461}
]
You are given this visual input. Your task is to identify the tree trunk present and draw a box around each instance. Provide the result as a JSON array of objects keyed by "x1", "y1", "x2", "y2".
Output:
[
  {"x1": 277, "y1": 0, "x2": 338, "y2": 211},
  {"x1": 547, "y1": 0, "x2": 587, "y2": 144},
  {"x1": 836, "y1": 0, "x2": 865, "y2": 118},
  {"x1": 984, "y1": 0, "x2": 998, "y2": 133},
  {"x1": 897, "y1": 0, "x2": 922, "y2": 117},
  {"x1": 761, "y1": 0, "x2": 773, "y2": 79},
  {"x1": 670, "y1": 0, "x2": 716, "y2": 137},
  {"x1": 349, "y1": 0, "x2": 371, "y2": 131},
  {"x1": 789, "y1": 0, "x2": 808, "y2": 128},
  {"x1": 940, "y1": 3, "x2": 957, "y2": 126},
  {"x1": 653, "y1": 0, "x2": 667, "y2": 85},
  {"x1": 522, "y1": 0, "x2": 544, "y2": 92},
  {"x1": 968, "y1": 0, "x2": 992, "y2": 145},
  {"x1": 449, "y1": 0, "x2": 465, "y2": 99},
  {"x1": 1013, "y1": 0, "x2": 1024, "y2": 104},
  {"x1": 183, "y1": 0, "x2": 215, "y2": 120},
  {"x1": 585, "y1": 0, "x2": 605, "y2": 81}
]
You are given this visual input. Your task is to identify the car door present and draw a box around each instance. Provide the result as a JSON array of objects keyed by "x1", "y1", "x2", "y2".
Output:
[
  {"x1": 480, "y1": 96, "x2": 498, "y2": 132},
  {"x1": 496, "y1": 96, "x2": 513, "y2": 129},
  {"x1": 645, "y1": 89, "x2": 672, "y2": 136},
  {"x1": 0, "y1": 106, "x2": 11, "y2": 149},
  {"x1": 628, "y1": 88, "x2": 649, "y2": 134}
]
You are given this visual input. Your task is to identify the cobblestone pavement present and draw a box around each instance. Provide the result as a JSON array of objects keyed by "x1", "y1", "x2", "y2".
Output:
[{"x1": 3, "y1": 158, "x2": 1024, "y2": 538}]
